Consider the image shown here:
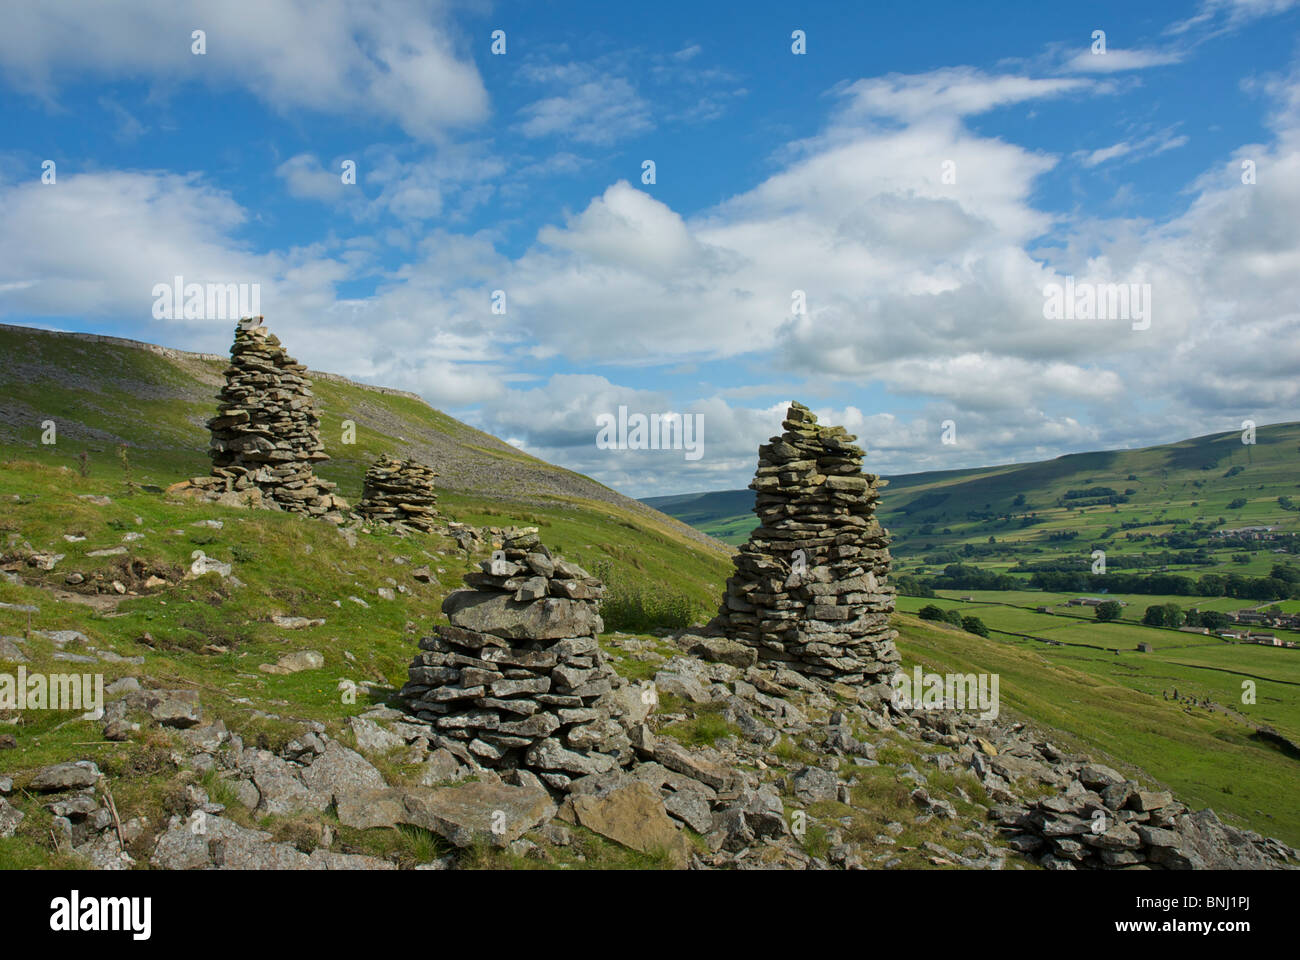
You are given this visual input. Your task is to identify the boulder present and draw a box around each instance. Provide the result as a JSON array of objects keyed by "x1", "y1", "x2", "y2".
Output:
[{"x1": 571, "y1": 782, "x2": 690, "y2": 866}]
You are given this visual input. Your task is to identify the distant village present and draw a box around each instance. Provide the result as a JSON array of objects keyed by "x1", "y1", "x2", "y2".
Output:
[{"x1": 1052, "y1": 597, "x2": 1300, "y2": 649}]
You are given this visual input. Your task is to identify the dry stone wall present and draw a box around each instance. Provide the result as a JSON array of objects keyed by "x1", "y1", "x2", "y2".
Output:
[{"x1": 711, "y1": 402, "x2": 899, "y2": 687}]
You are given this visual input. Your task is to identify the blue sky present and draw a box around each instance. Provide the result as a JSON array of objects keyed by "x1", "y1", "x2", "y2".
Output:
[{"x1": 2, "y1": 0, "x2": 1299, "y2": 497}]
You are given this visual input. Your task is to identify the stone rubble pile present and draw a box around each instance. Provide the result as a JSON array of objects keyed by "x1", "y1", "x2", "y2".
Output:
[
  {"x1": 997, "y1": 760, "x2": 1294, "y2": 870},
  {"x1": 400, "y1": 528, "x2": 636, "y2": 791},
  {"x1": 711, "y1": 401, "x2": 899, "y2": 687},
  {"x1": 356, "y1": 456, "x2": 440, "y2": 532},
  {"x1": 186, "y1": 317, "x2": 347, "y2": 520},
  {"x1": 909, "y1": 711, "x2": 1298, "y2": 871}
]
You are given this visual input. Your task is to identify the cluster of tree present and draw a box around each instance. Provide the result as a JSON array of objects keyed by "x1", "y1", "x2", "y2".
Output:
[
  {"x1": 1011, "y1": 550, "x2": 1213, "y2": 574},
  {"x1": 920, "y1": 541, "x2": 1025, "y2": 563},
  {"x1": 917, "y1": 604, "x2": 990, "y2": 637},
  {"x1": 1064, "y1": 487, "x2": 1121, "y2": 499},
  {"x1": 1064, "y1": 495, "x2": 1130, "y2": 508},
  {"x1": 894, "y1": 573, "x2": 935, "y2": 598},
  {"x1": 1028, "y1": 564, "x2": 1300, "y2": 600},
  {"x1": 927, "y1": 563, "x2": 1020, "y2": 591},
  {"x1": 1141, "y1": 603, "x2": 1230, "y2": 631},
  {"x1": 1122, "y1": 518, "x2": 1193, "y2": 531}
]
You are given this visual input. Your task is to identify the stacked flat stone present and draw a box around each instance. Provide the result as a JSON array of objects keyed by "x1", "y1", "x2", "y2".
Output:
[
  {"x1": 199, "y1": 317, "x2": 347, "y2": 519},
  {"x1": 711, "y1": 401, "x2": 899, "y2": 685},
  {"x1": 356, "y1": 456, "x2": 439, "y2": 532},
  {"x1": 400, "y1": 528, "x2": 634, "y2": 791}
]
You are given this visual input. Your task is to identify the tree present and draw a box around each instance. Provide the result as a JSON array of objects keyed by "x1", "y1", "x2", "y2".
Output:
[
  {"x1": 962, "y1": 616, "x2": 990, "y2": 637},
  {"x1": 1142, "y1": 605, "x2": 1166, "y2": 627},
  {"x1": 1270, "y1": 563, "x2": 1300, "y2": 583},
  {"x1": 1161, "y1": 603, "x2": 1185, "y2": 628},
  {"x1": 1199, "y1": 610, "x2": 1229, "y2": 631},
  {"x1": 1095, "y1": 601, "x2": 1123, "y2": 622},
  {"x1": 918, "y1": 604, "x2": 946, "y2": 622},
  {"x1": 1012, "y1": 493, "x2": 1026, "y2": 507},
  {"x1": 943, "y1": 608, "x2": 965, "y2": 628}
]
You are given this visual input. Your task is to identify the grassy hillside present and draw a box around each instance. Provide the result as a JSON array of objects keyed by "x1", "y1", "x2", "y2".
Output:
[
  {"x1": 0, "y1": 322, "x2": 731, "y2": 612},
  {"x1": 644, "y1": 422, "x2": 1300, "y2": 566},
  {"x1": 2, "y1": 322, "x2": 1297, "y2": 864},
  {"x1": 894, "y1": 611, "x2": 1300, "y2": 847}
]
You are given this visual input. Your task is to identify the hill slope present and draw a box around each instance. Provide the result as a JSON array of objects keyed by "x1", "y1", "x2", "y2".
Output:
[
  {"x1": 0, "y1": 322, "x2": 732, "y2": 611},
  {"x1": 644, "y1": 421, "x2": 1300, "y2": 552},
  {"x1": 1, "y1": 323, "x2": 1297, "y2": 866}
]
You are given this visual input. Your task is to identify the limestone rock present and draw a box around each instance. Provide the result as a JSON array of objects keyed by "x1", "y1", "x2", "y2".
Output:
[
  {"x1": 400, "y1": 780, "x2": 557, "y2": 848},
  {"x1": 571, "y1": 781, "x2": 690, "y2": 866},
  {"x1": 29, "y1": 761, "x2": 101, "y2": 792}
]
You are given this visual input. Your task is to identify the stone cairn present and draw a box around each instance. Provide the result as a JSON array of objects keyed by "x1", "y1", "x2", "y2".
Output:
[
  {"x1": 711, "y1": 401, "x2": 899, "y2": 686},
  {"x1": 400, "y1": 528, "x2": 634, "y2": 791},
  {"x1": 188, "y1": 317, "x2": 347, "y2": 520},
  {"x1": 356, "y1": 456, "x2": 439, "y2": 532}
]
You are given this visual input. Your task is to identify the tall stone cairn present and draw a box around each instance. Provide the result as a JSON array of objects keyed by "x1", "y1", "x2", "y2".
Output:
[
  {"x1": 203, "y1": 317, "x2": 347, "y2": 519},
  {"x1": 400, "y1": 528, "x2": 635, "y2": 791},
  {"x1": 356, "y1": 456, "x2": 439, "y2": 532},
  {"x1": 711, "y1": 401, "x2": 899, "y2": 686}
]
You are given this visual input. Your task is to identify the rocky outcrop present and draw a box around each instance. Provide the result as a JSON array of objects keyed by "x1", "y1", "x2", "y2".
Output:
[
  {"x1": 400, "y1": 528, "x2": 636, "y2": 791},
  {"x1": 356, "y1": 456, "x2": 440, "y2": 532},
  {"x1": 184, "y1": 317, "x2": 348, "y2": 521},
  {"x1": 711, "y1": 402, "x2": 899, "y2": 687}
]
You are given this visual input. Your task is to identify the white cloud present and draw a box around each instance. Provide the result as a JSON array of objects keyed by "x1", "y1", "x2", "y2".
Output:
[
  {"x1": 516, "y1": 75, "x2": 652, "y2": 145},
  {"x1": 0, "y1": 0, "x2": 488, "y2": 141},
  {"x1": 1061, "y1": 48, "x2": 1184, "y2": 74},
  {"x1": 833, "y1": 68, "x2": 1093, "y2": 122},
  {"x1": 277, "y1": 154, "x2": 348, "y2": 204}
]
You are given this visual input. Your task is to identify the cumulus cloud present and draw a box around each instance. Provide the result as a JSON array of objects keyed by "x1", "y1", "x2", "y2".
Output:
[
  {"x1": 4, "y1": 51, "x2": 1300, "y2": 497},
  {"x1": 0, "y1": 0, "x2": 488, "y2": 140}
]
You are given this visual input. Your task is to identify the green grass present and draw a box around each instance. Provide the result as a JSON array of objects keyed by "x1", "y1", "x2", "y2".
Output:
[{"x1": 893, "y1": 612, "x2": 1300, "y2": 846}]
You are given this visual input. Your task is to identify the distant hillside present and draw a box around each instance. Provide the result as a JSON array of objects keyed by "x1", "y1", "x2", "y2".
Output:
[{"x1": 644, "y1": 422, "x2": 1300, "y2": 552}]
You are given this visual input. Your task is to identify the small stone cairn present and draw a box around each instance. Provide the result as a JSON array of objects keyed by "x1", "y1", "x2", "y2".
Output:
[
  {"x1": 710, "y1": 401, "x2": 899, "y2": 687},
  {"x1": 356, "y1": 456, "x2": 439, "y2": 532},
  {"x1": 400, "y1": 528, "x2": 635, "y2": 791},
  {"x1": 186, "y1": 317, "x2": 347, "y2": 520}
]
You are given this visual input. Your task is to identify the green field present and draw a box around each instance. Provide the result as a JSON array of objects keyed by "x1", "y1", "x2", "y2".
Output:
[{"x1": 896, "y1": 595, "x2": 1300, "y2": 745}]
